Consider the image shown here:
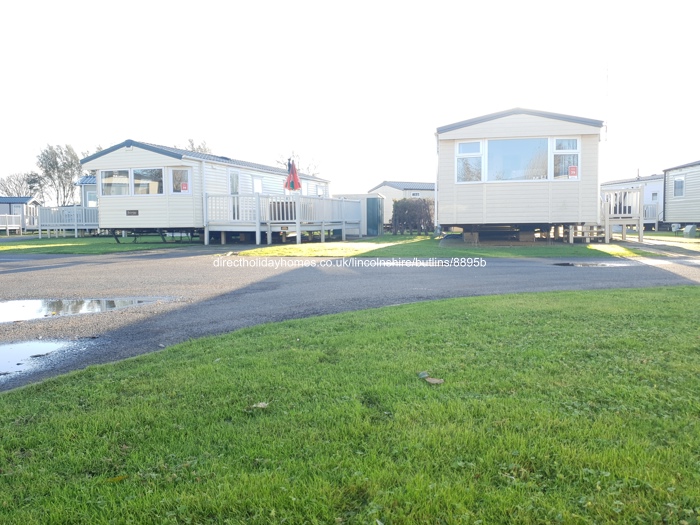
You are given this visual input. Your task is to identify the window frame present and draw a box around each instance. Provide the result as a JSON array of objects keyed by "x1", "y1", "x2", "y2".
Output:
[
  {"x1": 229, "y1": 170, "x2": 239, "y2": 195},
  {"x1": 86, "y1": 190, "x2": 98, "y2": 207},
  {"x1": 454, "y1": 136, "x2": 581, "y2": 184},
  {"x1": 673, "y1": 176, "x2": 685, "y2": 197},
  {"x1": 552, "y1": 137, "x2": 580, "y2": 181},
  {"x1": 170, "y1": 167, "x2": 192, "y2": 195},
  {"x1": 132, "y1": 167, "x2": 164, "y2": 196},
  {"x1": 455, "y1": 141, "x2": 483, "y2": 183},
  {"x1": 100, "y1": 169, "x2": 131, "y2": 197}
]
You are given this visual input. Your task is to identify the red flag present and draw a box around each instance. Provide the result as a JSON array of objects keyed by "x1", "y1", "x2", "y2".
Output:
[{"x1": 284, "y1": 160, "x2": 301, "y2": 191}]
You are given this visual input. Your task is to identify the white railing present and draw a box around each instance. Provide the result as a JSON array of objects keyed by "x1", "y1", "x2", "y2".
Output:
[
  {"x1": 205, "y1": 193, "x2": 362, "y2": 244},
  {"x1": 1, "y1": 214, "x2": 22, "y2": 233},
  {"x1": 601, "y1": 188, "x2": 643, "y2": 243},
  {"x1": 643, "y1": 204, "x2": 658, "y2": 221},
  {"x1": 601, "y1": 188, "x2": 642, "y2": 219},
  {"x1": 207, "y1": 193, "x2": 361, "y2": 225},
  {"x1": 38, "y1": 206, "x2": 99, "y2": 238}
]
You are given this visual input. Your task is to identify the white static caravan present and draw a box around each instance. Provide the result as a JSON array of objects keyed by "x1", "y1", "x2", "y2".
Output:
[
  {"x1": 664, "y1": 160, "x2": 700, "y2": 226},
  {"x1": 436, "y1": 108, "x2": 604, "y2": 240},
  {"x1": 0, "y1": 196, "x2": 41, "y2": 232},
  {"x1": 80, "y1": 140, "x2": 355, "y2": 244}
]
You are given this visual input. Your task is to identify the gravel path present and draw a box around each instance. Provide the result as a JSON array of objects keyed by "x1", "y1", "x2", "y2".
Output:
[{"x1": 2, "y1": 244, "x2": 699, "y2": 391}]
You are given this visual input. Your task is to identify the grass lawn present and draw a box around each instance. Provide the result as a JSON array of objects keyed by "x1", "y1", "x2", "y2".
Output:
[
  {"x1": 0, "y1": 235, "x2": 196, "y2": 254},
  {"x1": 239, "y1": 234, "x2": 658, "y2": 259},
  {"x1": 1, "y1": 287, "x2": 699, "y2": 524}
]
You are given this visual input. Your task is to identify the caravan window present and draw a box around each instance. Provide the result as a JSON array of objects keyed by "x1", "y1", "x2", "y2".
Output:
[
  {"x1": 674, "y1": 177, "x2": 685, "y2": 197},
  {"x1": 553, "y1": 138, "x2": 579, "y2": 180},
  {"x1": 487, "y1": 139, "x2": 548, "y2": 181},
  {"x1": 455, "y1": 137, "x2": 580, "y2": 183},
  {"x1": 101, "y1": 170, "x2": 129, "y2": 196},
  {"x1": 230, "y1": 171, "x2": 239, "y2": 195},
  {"x1": 171, "y1": 169, "x2": 191, "y2": 194},
  {"x1": 456, "y1": 141, "x2": 482, "y2": 182},
  {"x1": 133, "y1": 168, "x2": 163, "y2": 195}
]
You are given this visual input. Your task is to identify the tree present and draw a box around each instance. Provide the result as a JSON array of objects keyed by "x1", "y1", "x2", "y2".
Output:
[
  {"x1": 391, "y1": 198, "x2": 434, "y2": 235},
  {"x1": 186, "y1": 139, "x2": 211, "y2": 154},
  {"x1": 0, "y1": 172, "x2": 43, "y2": 199},
  {"x1": 36, "y1": 145, "x2": 82, "y2": 206}
]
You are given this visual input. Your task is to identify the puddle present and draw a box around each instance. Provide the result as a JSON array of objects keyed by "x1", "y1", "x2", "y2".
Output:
[
  {"x1": 0, "y1": 298, "x2": 157, "y2": 323},
  {"x1": 0, "y1": 341, "x2": 69, "y2": 375},
  {"x1": 553, "y1": 262, "x2": 629, "y2": 267}
]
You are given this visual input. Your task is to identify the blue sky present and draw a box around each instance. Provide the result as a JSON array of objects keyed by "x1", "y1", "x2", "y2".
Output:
[{"x1": 1, "y1": 0, "x2": 697, "y2": 195}]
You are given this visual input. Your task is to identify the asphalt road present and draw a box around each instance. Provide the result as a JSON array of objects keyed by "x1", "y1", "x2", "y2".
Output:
[{"x1": 1, "y1": 244, "x2": 699, "y2": 391}]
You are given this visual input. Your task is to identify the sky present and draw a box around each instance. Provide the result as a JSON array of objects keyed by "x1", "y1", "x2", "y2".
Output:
[{"x1": 1, "y1": 0, "x2": 698, "y2": 196}]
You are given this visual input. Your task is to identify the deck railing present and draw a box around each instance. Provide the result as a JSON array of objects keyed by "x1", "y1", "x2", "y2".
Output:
[
  {"x1": 207, "y1": 193, "x2": 361, "y2": 224},
  {"x1": 0, "y1": 214, "x2": 22, "y2": 234},
  {"x1": 206, "y1": 193, "x2": 362, "y2": 244},
  {"x1": 38, "y1": 206, "x2": 99, "y2": 238},
  {"x1": 601, "y1": 187, "x2": 643, "y2": 243}
]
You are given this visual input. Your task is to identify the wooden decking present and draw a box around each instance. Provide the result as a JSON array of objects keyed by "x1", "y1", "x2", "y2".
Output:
[
  {"x1": 205, "y1": 193, "x2": 362, "y2": 245},
  {"x1": 35, "y1": 206, "x2": 100, "y2": 238},
  {"x1": 601, "y1": 188, "x2": 644, "y2": 243},
  {"x1": 0, "y1": 215, "x2": 22, "y2": 234}
]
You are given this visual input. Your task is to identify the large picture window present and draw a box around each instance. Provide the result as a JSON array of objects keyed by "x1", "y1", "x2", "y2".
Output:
[
  {"x1": 133, "y1": 168, "x2": 163, "y2": 195},
  {"x1": 100, "y1": 170, "x2": 129, "y2": 196},
  {"x1": 455, "y1": 137, "x2": 580, "y2": 183},
  {"x1": 487, "y1": 138, "x2": 547, "y2": 181}
]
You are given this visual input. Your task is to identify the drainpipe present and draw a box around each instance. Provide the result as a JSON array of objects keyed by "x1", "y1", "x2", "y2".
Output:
[
  {"x1": 434, "y1": 132, "x2": 440, "y2": 235},
  {"x1": 198, "y1": 159, "x2": 208, "y2": 245}
]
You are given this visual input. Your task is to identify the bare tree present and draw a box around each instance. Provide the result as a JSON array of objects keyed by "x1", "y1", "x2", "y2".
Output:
[
  {"x1": 276, "y1": 151, "x2": 319, "y2": 177},
  {"x1": 0, "y1": 172, "x2": 43, "y2": 199},
  {"x1": 36, "y1": 145, "x2": 82, "y2": 206},
  {"x1": 81, "y1": 145, "x2": 103, "y2": 159},
  {"x1": 186, "y1": 139, "x2": 211, "y2": 154}
]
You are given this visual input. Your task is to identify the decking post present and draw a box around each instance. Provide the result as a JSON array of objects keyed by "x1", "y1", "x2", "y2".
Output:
[
  {"x1": 267, "y1": 223, "x2": 272, "y2": 245},
  {"x1": 220, "y1": 231, "x2": 226, "y2": 245},
  {"x1": 295, "y1": 193, "x2": 301, "y2": 245},
  {"x1": 604, "y1": 196, "x2": 610, "y2": 244},
  {"x1": 204, "y1": 226, "x2": 209, "y2": 245},
  {"x1": 340, "y1": 199, "x2": 346, "y2": 241},
  {"x1": 38, "y1": 211, "x2": 42, "y2": 239},
  {"x1": 74, "y1": 203, "x2": 78, "y2": 238},
  {"x1": 255, "y1": 193, "x2": 261, "y2": 245}
]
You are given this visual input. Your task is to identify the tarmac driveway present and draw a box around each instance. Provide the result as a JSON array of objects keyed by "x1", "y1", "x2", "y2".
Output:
[{"x1": 1, "y1": 245, "x2": 699, "y2": 391}]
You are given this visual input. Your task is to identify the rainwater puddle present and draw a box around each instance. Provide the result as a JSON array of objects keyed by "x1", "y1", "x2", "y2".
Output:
[
  {"x1": 0, "y1": 298, "x2": 157, "y2": 323},
  {"x1": 553, "y1": 262, "x2": 630, "y2": 267},
  {"x1": 0, "y1": 341, "x2": 69, "y2": 375}
]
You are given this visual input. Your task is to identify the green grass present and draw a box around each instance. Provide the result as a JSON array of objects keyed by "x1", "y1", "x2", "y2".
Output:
[
  {"x1": 1, "y1": 287, "x2": 699, "y2": 524},
  {"x1": 0, "y1": 235, "x2": 196, "y2": 254},
  {"x1": 240, "y1": 234, "x2": 657, "y2": 259}
]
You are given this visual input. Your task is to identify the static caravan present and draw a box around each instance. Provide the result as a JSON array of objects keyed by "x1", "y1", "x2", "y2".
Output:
[
  {"x1": 436, "y1": 108, "x2": 604, "y2": 240},
  {"x1": 0, "y1": 196, "x2": 41, "y2": 231},
  {"x1": 80, "y1": 140, "x2": 332, "y2": 241},
  {"x1": 664, "y1": 160, "x2": 700, "y2": 226}
]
